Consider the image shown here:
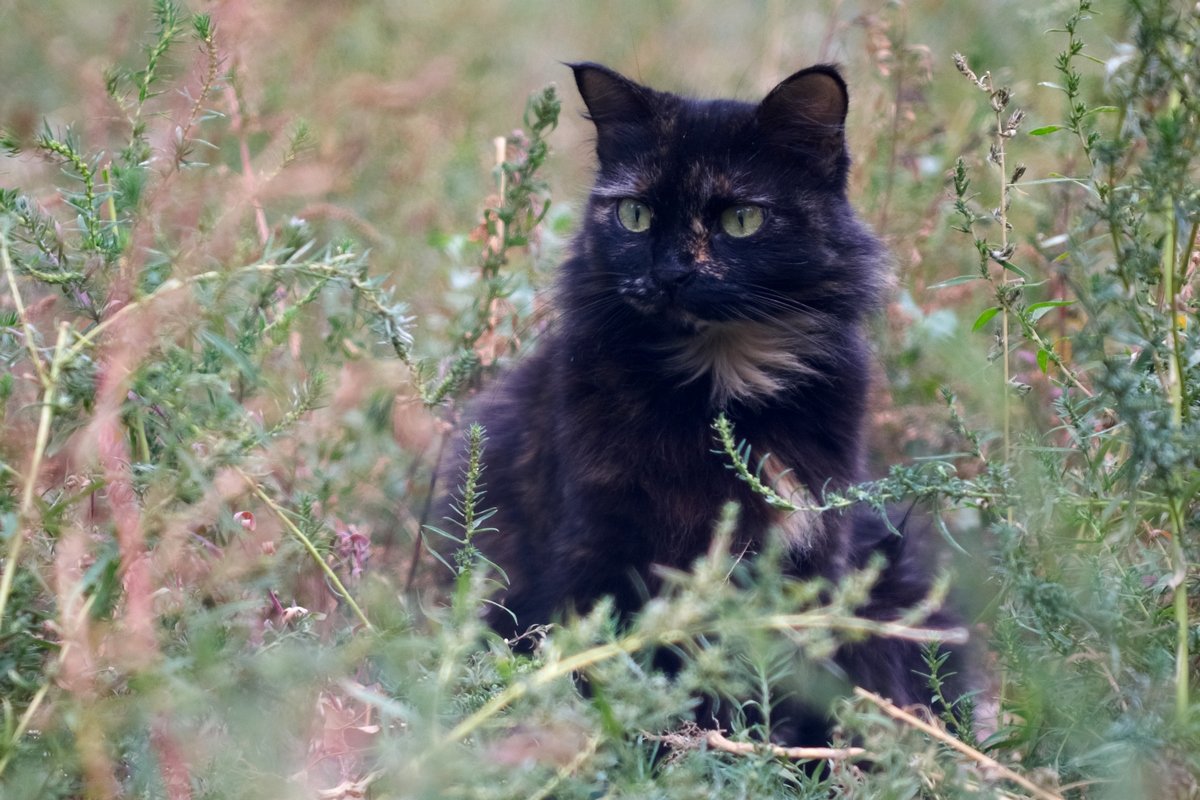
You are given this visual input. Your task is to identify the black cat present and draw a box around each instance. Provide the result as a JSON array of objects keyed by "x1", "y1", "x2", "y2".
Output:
[{"x1": 440, "y1": 62, "x2": 966, "y2": 744}]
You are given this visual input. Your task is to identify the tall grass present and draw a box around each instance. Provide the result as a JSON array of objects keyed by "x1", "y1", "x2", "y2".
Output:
[{"x1": 1, "y1": 1, "x2": 1197, "y2": 798}]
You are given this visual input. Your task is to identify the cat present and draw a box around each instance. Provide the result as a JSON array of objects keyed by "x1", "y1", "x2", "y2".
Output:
[{"x1": 438, "y1": 62, "x2": 968, "y2": 745}]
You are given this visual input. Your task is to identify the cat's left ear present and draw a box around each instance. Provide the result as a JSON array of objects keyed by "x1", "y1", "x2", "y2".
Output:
[{"x1": 758, "y1": 65, "x2": 850, "y2": 183}]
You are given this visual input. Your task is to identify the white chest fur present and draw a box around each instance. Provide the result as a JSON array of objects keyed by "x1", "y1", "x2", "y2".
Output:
[{"x1": 663, "y1": 314, "x2": 834, "y2": 406}]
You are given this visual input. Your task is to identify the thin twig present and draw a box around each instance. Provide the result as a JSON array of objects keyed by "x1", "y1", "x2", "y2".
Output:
[
  {"x1": 995, "y1": 92, "x2": 1014, "y2": 474},
  {"x1": 854, "y1": 688, "x2": 1065, "y2": 800},
  {"x1": 442, "y1": 631, "x2": 667, "y2": 745},
  {"x1": 225, "y1": 80, "x2": 269, "y2": 246},
  {"x1": 2, "y1": 230, "x2": 49, "y2": 386},
  {"x1": 236, "y1": 467, "x2": 374, "y2": 631},
  {"x1": 63, "y1": 260, "x2": 405, "y2": 364},
  {"x1": 0, "y1": 321, "x2": 69, "y2": 634},
  {"x1": 61, "y1": 264, "x2": 278, "y2": 361},
  {"x1": 0, "y1": 593, "x2": 96, "y2": 778},
  {"x1": 705, "y1": 729, "x2": 866, "y2": 762},
  {"x1": 404, "y1": 426, "x2": 450, "y2": 593},
  {"x1": 172, "y1": 23, "x2": 222, "y2": 174},
  {"x1": 527, "y1": 735, "x2": 600, "y2": 800},
  {"x1": 764, "y1": 613, "x2": 968, "y2": 645},
  {"x1": 442, "y1": 610, "x2": 967, "y2": 747}
]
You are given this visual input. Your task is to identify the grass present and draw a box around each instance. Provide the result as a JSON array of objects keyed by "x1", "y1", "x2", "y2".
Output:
[{"x1": 1, "y1": 1, "x2": 1198, "y2": 798}]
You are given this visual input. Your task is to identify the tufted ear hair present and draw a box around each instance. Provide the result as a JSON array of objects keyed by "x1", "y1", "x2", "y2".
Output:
[
  {"x1": 569, "y1": 62, "x2": 656, "y2": 164},
  {"x1": 570, "y1": 62, "x2": 652, "y2": 124},
  {"x1": 758, "y1": 65, "x2": 850, "y2": 183}
]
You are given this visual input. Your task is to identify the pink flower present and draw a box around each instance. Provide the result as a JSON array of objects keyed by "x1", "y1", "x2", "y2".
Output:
[{"x1": 334, "y1": 521, "x2": 370, "y2": 581}]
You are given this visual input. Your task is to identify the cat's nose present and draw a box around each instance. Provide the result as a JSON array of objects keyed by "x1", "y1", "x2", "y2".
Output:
[{"x1": 650, "y1": 261, "x2": 695, "y2": 291}]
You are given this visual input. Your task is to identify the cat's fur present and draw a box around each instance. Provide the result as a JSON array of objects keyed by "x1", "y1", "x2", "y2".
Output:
[{"x1": 441, "y1": 63, "x2": 965, "y2": 744}]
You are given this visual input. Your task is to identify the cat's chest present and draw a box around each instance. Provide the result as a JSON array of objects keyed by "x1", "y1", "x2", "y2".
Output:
[
  {"x1": 553, "y1": 341, "x2": 848, "y2": 556},
  {"x1": 659, "y1": 316, "x2": 834, "y2": 407},
  {"x1": 562, "y1": 396, "x2": 805, "y2": 538},
  {"x1": 567, "y1": 403, "x2": 726, "y2": 497}
]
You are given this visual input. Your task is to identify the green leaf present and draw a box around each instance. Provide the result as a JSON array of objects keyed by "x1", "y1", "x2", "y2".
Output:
[
  {"x1": 1029, "y1": 125, "x2": 1064, "y2": 136},
  {"x1": 996, "y1": 259, "x2": 1031, "y2": 280},
  {"x1": 972, "y1": 306, "x2": 1002, "y2": 332},
  {"x1": 587, "y1": 681, "x2": 625, "y2": 740},
  {"x1": 1027, "y1": 299, "x2": 1074, "y2": 321},
  {"x1": 928, "y1": 274, "x2": 982, "y2": 290},
  {"x1": 81, "y1": 542, "x2": 122, "y2": 618},
  {"x1": 1037, "y1": 348, "x2": 1050, "y2": 374}
]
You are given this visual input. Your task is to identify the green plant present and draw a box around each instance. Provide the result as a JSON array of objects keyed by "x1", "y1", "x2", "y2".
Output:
[{"x1": 935, "y1": 1, "x2": 1200, "y2": 794}]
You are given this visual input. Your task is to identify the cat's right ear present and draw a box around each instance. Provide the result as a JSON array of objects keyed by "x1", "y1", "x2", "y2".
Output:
[
  {"x1": 570, "y1": 63, "x2": 652, "y2": 125},
  {"x1": 569, "y1": 63, "x2": 653, "y2": 161}
]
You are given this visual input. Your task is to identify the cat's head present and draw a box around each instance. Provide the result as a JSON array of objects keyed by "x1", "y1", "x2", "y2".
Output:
[{"x1": 569, "y1": 63, "x2": 886, "y2": 329}]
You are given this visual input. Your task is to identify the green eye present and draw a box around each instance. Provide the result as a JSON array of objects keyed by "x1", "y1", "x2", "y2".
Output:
[
  {"x1": 720, "y1": 205, "x2": 765, "y2": 238},
  {"x1": 617, "y1": 198, "x2": 653, "y2": 233}
]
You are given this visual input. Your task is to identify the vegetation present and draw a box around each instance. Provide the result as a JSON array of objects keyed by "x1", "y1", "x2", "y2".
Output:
[{"x1": 1, "y1": 1, "x2": 1197, "y2": 797}]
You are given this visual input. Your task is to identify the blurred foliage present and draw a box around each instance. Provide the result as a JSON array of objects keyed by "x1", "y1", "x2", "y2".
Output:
[{"x1": 1, "y1": 0, "x2": 1199, "y2": 798}]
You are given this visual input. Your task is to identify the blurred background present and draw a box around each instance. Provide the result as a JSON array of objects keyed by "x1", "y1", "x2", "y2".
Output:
[
  {"x1": 1, "y1": 0, "x2": 1124, "y2": 462},
  {"x1": 0, "y1": 0, "x2": 1111, "y2": 306}
]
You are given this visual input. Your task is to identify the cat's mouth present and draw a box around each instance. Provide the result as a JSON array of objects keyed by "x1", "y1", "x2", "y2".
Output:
[
  {"x1": 617, "y1": 274, "x2": 708, "y2": 323},
  {"x1": 617, "y1": 275, "x2": 669, "y2": 311}
]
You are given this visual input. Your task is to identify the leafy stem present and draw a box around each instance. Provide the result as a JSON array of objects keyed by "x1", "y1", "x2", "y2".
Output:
[
  {"x1": 712, "y1": 413, "x2": 1006, "y2": 515},
  {"x1": 32, "y1": 129, "x2": 103, "y2": 252},
  {"x1": 441, "y1": 603, "x2": 964, "y2": 749}
]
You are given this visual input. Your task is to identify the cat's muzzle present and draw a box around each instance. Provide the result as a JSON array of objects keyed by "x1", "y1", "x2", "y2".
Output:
[{"x1": 618, "y1": 271, "x2": 696, "y2": 315}]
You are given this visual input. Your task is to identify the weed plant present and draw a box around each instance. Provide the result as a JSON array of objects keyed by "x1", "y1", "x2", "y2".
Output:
[{"x1": 1, "y1": 1, "x2": 1198, "y2": 798}]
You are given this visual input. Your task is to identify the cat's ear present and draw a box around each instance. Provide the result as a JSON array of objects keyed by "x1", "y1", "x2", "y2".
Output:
[
  {"x1": 569, "y1": 63, "x2": 655, "y2": 162},
  {"x1": 758, "y1": 65, "x2": 850, "y2": 182},
  {"x1": 570, "y1": 62, "x2": 652, "y2": 125}
]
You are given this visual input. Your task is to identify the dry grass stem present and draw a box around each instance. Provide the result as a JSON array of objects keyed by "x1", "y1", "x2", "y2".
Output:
[
  {"x1": 236, "y1": 467, "x2": 374, "y2": 631},
  {"x1": 705, "y1": 729, "x2": 866, "y2": 762},
  {"x1": 853, "y1": 688, "x2": 1065, "y2": 800}
]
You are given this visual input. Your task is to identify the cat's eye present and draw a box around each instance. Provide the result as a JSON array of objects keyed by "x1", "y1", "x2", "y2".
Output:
[
  {"x1": 720, "y1": 205, "x2": 765, "y2": 238},
  {"x1": 617, "y1": 198, "x2": 653, "y2": 233}
]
